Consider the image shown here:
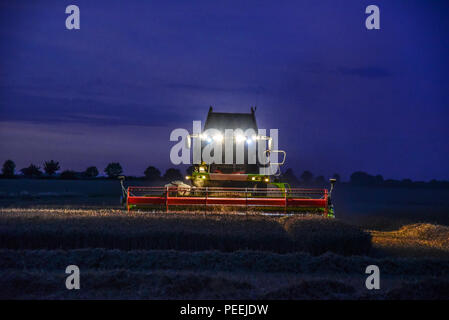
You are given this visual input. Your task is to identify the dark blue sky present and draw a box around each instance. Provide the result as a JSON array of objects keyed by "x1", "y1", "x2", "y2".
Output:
[{"x1": 1, "y1": 0, "x2": 448, "y2": 180}]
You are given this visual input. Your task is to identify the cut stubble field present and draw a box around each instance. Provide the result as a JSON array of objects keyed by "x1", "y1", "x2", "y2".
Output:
[{"x1": 0, "y1": 208, "x2": 448, "y2": 299}]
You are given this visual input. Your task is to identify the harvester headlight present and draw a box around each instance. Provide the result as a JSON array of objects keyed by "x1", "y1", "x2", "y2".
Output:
[
  {"x1": 251, "y1": 177, "x2": 256, "y2": 181},
  {"x1": 264, "y1": 178, "x2": 269, "y2": 182},
  {"x1": 213, "y1": 134, "x2": 223, "y2": 143},
  {"x1": 185, "y1": 176, "x2": 191, "y2": 180},
  {"x1": 202, "y1": 175, "x2": 206, "y2": 179},
  {"x1": 201, "y1": 134, "x2": 212, "y2": 143},
  {"x1": 235, "y1": 134, "x2": 246, "y2": 143}
]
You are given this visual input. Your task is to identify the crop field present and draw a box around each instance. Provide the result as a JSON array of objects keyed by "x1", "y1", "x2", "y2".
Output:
[
  {"x1": 0, "y1": 209, "x2": 371, "y2": 255},
  {"x1": 0, "y1": 205, "x2": 449, "y2": 299},
  {"x1": 1, "y1": 180, "x2": 449, "y2": 299}
]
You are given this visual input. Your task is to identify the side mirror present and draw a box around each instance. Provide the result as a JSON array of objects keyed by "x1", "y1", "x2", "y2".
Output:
[{"x1": 264, "y1": 150, "x2": 286, "y2": 166}]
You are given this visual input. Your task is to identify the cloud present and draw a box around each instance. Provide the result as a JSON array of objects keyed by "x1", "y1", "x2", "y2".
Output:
[{"x1": 0, "y1": 89, "x2": 189, "y2": 127}]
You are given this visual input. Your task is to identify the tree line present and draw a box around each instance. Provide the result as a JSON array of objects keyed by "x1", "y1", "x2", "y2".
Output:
[
  {"x1": 1, "y1": 159, "x2": 448, "y2": 188},
  {"x1": 0, "y1": 160, "x2": 185, "y2": 181},
  {"x1": 282, "y1": 168, "x2": 449, "y2": 189}
]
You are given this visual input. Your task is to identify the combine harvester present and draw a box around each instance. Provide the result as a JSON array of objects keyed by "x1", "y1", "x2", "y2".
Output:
[{"x1": 120, "y1": 107, "x2": 336, "y2": 217}]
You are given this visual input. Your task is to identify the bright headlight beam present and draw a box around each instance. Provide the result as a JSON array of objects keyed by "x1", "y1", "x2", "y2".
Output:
[
  {"x1": 213, "y1": 134, "x2": 223, "y2": 142},
  {"x1": 200, "y1": 133, "x2": 212, "y2": 143},
  {"x1": 235, "y1": 134, "x2": 246, "y2": 143}
]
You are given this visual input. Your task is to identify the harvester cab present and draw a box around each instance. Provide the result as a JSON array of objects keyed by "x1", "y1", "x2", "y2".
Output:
[{"x1": 184, "y1": 107, "x2": 286, "y2": 190}]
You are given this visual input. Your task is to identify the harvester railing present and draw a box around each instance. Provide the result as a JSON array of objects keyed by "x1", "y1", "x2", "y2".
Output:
[{"x1": 126, "y1": 186, "x2": 329, "y2": 216}]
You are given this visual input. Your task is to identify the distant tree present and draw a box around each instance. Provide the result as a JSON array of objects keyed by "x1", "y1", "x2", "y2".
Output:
[
  {"x1": 20, "y1": 164, "x2": 43, "y2": 178},
  {"x1": 144, "y1": 166, "x2": 161, "y2": 180},
  {"x1": 43, "y1": 160, "x2": 60, "y2": 176},
  {"x1": 401, "y1": 178, "x2": 413, "y2": 186},
  {"x1": 332, "y1": 173, "x2": 341, "y2": 183},
  {"x1": 350, "y1": 171, "x2": 376, "y2": 185},
  {"x1": 163, "y1": 168, "x2": 183, "y2": 181},
  {"x1": 282, "y1": 168, "x2": 299, "y2": 185},
  {"x1": 374, "y1": 174, "x2": 384, "y2": 185},
  {"x1": 384, "y1": 179, "x2": 400, "y2": 187},
  {"x1": 300, "y1": 170, "x2": 314, "y2": 185},
  {"x1": 60, "y1": 170, "x2": 77, "y2": 180},
  {"x1": 84, "y1": 166, "x2": 99, "y2": 178},
  {"x1": 104, "y1": 162, "x2": 123, "y2": 178},
  {"x1": 314, "y1": 175, "x2": 326, "y2": 185},
  {"x1": 2, "y1": 160, "x2": 16, "y2": 177},
  {"x1": 426, "y1": 179, "x2": 449, "y2": 189}
]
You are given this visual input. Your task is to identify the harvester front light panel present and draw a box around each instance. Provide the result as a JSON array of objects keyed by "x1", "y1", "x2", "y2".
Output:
[
  {"x1": 213, "y1": 134, "x2": 224, "y2": 142},
  {"x1": 200, "y1": 134, "x2": 212, "y2": 143},
  {"x1": 235, "y1": 134, "x2": 246, "y2": 143}
]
